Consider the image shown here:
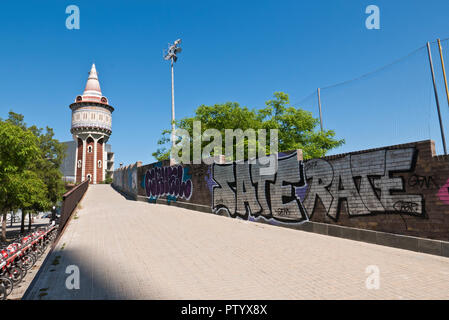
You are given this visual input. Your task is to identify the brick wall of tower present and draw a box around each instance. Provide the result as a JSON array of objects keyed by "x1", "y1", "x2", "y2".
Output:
[
  {"x1": 85, "y1": 138, "x2": 95, "y2": 183},
  {"x1": 97, "y1": 140, "x2": 104, "y2": 183},
  {"x1": 75, "y1": 138, "x2": 83, "y2": 183}
]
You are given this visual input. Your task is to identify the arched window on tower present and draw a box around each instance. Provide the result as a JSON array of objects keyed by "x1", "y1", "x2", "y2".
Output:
[
  {"x1": 86, "y1": 174, "x2": 92, "y2": 182},
  {"x1": 77, "y1": 160, "x2": 82, "y2": 168},
  {"x1": 88, "y1": 145, "x2": 92, "y2": 153},
  {"x1": 98, "y1": 160, "x2": 102, "y2": 168}
]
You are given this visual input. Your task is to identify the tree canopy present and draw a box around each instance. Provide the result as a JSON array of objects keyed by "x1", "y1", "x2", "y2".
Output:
[
  {"x1": 0, "y1": 111, "x2": 67, "y2": 240},
  {"x1": 153, "y1": 92, "x2": 344, "y2": 162}
]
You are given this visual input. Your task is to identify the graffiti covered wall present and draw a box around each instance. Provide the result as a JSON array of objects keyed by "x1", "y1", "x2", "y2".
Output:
[
  {"x1": 209, "y1": 151, "x2": 308, "y2": 223},
  {"x1": 303, "y1": 147, "x2": 424, "y2": 219},
  {"x1": 143, "y1": 163, "x2": 193, "y2": 202},
  {"x1": 113, "y1": 162, "x2": 138, "y2": 197},
  {"x1": 113, "y1": 140, "x2": 449, "y2": 241}
]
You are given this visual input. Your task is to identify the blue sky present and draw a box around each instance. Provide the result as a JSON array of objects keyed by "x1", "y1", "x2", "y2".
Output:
[{"x1": 1, "y1": 0, "x2": 449, "y2": 166}]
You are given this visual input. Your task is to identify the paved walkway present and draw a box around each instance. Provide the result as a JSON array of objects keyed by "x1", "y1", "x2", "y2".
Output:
[{"x1": 25, "y1": 185, "x2": 449, "y2": 299}]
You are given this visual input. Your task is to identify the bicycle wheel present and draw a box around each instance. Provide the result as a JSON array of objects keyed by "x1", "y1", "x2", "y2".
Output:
[
  {"x1": 0, "y1": 284, "x2": 6, "y2": 300},
  {"x1": 30, "y1": 251, "x2": 39, "y2": 262},
  {"x1": 19, "y1": 264, "x2": 27, "y2": 277},
  {"x1": 0, "y1": 276, "x2": 13, "y2": 296},
  {"x1": 21, "y1": 255, "x2": 35, "y2": 271},
  {"x1": 8, "y1": 267, "x2": 23, "y2": 285},
  {"x1": 36, "y1": 245, "x2": 45, "y2": 257}
]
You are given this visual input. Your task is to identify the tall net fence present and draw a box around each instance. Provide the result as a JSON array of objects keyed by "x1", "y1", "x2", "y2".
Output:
[
  {"x1": 292, "y1": 39, "x2": 449, "y2": 156},
  {"x1": 430, "y1": 38, "x2": 449, "y2": 155}
]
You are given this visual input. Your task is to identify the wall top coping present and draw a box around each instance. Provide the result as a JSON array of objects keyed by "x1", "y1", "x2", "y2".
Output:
[{"x1": 114, "y1": 140, "x2": 447, "y2": 172}]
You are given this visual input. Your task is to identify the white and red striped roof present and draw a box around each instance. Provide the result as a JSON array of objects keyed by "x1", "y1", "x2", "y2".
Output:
[{"x1": 76, "y1": 64, "x2": 108, "y2": 104}]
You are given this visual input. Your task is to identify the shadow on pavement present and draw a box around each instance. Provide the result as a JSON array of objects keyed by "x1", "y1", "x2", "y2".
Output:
[{"x1": 24, "y1": 246, "x2": 160, "y2": 300}]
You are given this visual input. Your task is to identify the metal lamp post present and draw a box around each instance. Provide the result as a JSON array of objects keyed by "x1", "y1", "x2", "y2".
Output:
[{"x1": 164, "y1": 39, "x2": 182, "y2": 165}]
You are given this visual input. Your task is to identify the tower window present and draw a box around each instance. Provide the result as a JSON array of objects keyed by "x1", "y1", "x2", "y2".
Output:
[
  {"x1": 98, "y1": 160, "x2": 102, "y2": 168},
  {"x1": 83, "y1": 113, "x2": 87, "y2": 120},
  {"x1": 91, "y1": 113, "x2": 95, "y2": 120},
  {"x1": 76, "y1": 114, "x2": 80, "y2": 120},
  {"x1": 86, "y1": 174, "x2": 92, "y2": 181},
  {"x1": 99, "y1": 114, "x2": 103, "y2": 121},
  {"x1": 87, "y1": 146, "x2": 92, "y2": 153},
  {"x1": 77, "y1": 160, "x2": 82, "y2": 168}
]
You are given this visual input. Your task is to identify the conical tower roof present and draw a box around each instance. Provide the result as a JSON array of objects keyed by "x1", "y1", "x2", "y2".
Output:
[{"x1": 82, "y1": 64, "x2": 102, "y2": 100}]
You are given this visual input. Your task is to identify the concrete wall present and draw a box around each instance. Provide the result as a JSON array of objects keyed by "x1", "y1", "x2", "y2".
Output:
[
  {"x1": 113, "y1": 140, "x2": 449, "y2": 241},
  {"x1": 61, "y1": 140, "x2": 76, "y2": 182}
]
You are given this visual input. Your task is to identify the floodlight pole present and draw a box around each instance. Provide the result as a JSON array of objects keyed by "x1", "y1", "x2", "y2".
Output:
[
  {"x1": 164, "y1": 39, "x2": 181, "y2": 165},
  {"x1": 170, "y1": 58, "x2": 176, "y2": 166}
]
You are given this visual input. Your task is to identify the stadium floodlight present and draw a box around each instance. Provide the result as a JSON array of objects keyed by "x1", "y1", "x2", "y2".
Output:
[{"x1": 163, "y1": 39, "x2": 182, "y2": 165}]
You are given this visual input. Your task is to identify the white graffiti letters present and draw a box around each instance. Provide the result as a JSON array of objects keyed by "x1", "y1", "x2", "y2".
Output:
[
  {"x1": 212, "y1": 152, "x2": 308, "y2": 222},
  {"x1": 374, "y1": 149, "x2": 422, "y2": 213},
  {"x1": 304, "y1": 147, "x2": 423, "y2": 219},
  {"x1": 235, "y1": 162, "x2": 262, "y2": 215},
  {"x1": 212, "y1": 164, "x2": 236, "y2": 213},
  {"x1": 268, "y1": 155, "x2": 307, "y2": 221}
]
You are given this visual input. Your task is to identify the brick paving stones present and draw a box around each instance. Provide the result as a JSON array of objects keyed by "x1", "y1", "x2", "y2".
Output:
[{"x1": 24, "y1": 185, "x2": 449, "y2": 300}]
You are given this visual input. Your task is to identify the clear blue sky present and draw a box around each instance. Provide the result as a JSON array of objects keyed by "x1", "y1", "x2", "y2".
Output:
[{"x1": 1, "y1": 0, "x2": 449, "y2": 166}]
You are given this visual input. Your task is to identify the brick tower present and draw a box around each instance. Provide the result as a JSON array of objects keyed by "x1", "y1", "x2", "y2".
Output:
[{"x1": 70, "y1": 64, "x2": 114, "y2": 184}]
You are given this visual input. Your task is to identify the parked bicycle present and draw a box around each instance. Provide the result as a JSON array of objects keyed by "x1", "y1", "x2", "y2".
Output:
[{"x1": 0, "y1": 223, "x2": 57, "y2": 299}]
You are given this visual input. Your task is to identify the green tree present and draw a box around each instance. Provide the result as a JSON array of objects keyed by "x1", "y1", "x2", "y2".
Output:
[
  {"x1": 1, "y1": 111, "x2": 67, "y2": 238},
  {"x1": 6, "y1": 112, "x2": 67, "y2": 197},
  {"x1": 0, "y1": 120, "x2": 41, "y2": 241},
  {"x1": 258, "y1": 92, "x2": 344, "y2": 159},
  {"x1": 16, "y1": 170, "x2": 48, "y2": 234},
  {"x1": 28, "y1": 125, "x2": 67, "y2": 207},
  {"x1": 153, "y1": 92, "x2": 344, "y2": 161}
]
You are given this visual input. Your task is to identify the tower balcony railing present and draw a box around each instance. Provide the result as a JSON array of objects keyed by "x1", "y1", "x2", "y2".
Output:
[{"x1": 71, "y1": 121, "x2": 112, "y2": 131}]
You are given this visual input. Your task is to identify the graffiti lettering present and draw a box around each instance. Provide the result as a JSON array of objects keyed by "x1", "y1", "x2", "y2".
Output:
[
  {"x1": 112, "y1": 164, "x2": 137, "y2": 194},
  {"x1": 304, "y1": 148, "x2": 424, "y2": 220},
  {"x1": 274, "y1": 208, "x2": 290, "y2": 216},
  {"x1": 408, "y1": 174, "x2": 438, "y2": 189},
  {"x1": 212, "y1": 152, "x2": 308, "y2": 223},
  {"x1": 144, "y1": 165, "x2": 193, "y2": 201},
  {"x1": 393, "y1": 201, "x2": 420, "y2": 214},
  {"x1": 438, "y1": 178, "x2": 449, "y2": 205}
]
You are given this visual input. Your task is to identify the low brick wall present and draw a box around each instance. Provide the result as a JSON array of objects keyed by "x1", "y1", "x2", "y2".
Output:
[{"x1": 113, "y1": 140, "x2": 449, "y2": 243}]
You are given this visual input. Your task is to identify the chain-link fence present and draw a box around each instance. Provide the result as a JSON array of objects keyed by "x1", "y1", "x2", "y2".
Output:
[{"x1": 292, "y1": 39, "x2": 449, "y2": 156}]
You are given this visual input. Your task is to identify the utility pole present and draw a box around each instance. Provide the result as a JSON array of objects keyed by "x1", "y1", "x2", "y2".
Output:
[
  {"x1": 164, "y1": 39, "x2": 182, "y2": 165},
  {"x1": 317, "y1": 88, "x2": 323, "y2": 132},
  {"x1": 437, "y1": 39, "x2": 449, "y2": 111},
  {"x1": 427, "y1": 41, "x2": 447, "y2": 155}
]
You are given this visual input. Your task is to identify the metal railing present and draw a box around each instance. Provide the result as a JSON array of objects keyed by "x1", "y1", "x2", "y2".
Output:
[{"x1": 57, "y1": 180, "x2": 89, "y2": 236}]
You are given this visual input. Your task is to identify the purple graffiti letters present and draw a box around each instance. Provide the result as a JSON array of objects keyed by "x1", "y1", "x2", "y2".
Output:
[{"x1": 145, "y1": 165, "x2": 193, "y2": 200}]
